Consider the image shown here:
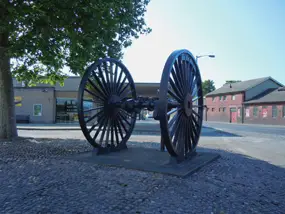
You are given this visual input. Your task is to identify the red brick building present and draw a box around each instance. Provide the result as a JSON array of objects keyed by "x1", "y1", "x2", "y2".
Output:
[{"x1": 204, "y1": 77, "x2": 285, "y2": 125}]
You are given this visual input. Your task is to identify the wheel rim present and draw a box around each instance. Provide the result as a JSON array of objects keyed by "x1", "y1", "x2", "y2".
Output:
[
  {"x1": 78, "y1": 58, "x2": 137, "y2": 149},
  {"x1": 158, "y1": 49, "x2": 204, "y2": 158}
]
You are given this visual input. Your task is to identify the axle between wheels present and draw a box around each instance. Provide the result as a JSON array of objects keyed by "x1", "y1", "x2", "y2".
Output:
[{"x1": 77, "y1": 49, "x2": 204, "y2": 161}]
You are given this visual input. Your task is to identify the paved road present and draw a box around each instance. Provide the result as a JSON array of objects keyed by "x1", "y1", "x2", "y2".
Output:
[{"x1": 203, "y1": 121, "x2": 285, "y2": 136}]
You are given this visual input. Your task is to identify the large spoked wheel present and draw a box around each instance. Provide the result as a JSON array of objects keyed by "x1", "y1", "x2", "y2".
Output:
[
  {"x1": 158, "y1": 49, "x2": 204, "y2": 159},
  {"x1": 78, "y1": 58, "x2": 137, "y2": 153}
]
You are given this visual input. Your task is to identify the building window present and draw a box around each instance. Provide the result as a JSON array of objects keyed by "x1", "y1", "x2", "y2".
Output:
[
  {"x1": 223, "y1": 107, "x2": 226, "y2": 112},
  {"x1": 272, "y1": 106, "x2": 278, "y2": 118},
  {"x1": 212, "y1": 108, "x2": 215, "y2": 112},
  {"x1": 56, "y1": 98, "x2": 94, "y2": 123},
  {"x1": 219, "y1": 96, "x2": 223, "y2": 101},
  {"x1": 262, "y1": 106, "x2": 268, "y2": 118},
  {"x1": 33, "y1": 104, "x2": 42, "y2": 116},
  {"x1": 283, "y1": 106, "x2": 285, "y2": 118},
  {"x1": 223, "y1": 96, "x2": 227, "y2": 101},
  {"x1": 232, "y1": 95, "x2": 236, "y2": 100},
  {"x1": 253, "y1": 106, "x2": 259, "y2": 117},
  {"x1": 212, "y1": 97, "x2": 216, "y2": 102},
  {"x1": 245, "y1": 107, "x2": 250, "y2": 117},
  {"x1": 238, "y1": 107, "x2": 241, "y2": 117}
]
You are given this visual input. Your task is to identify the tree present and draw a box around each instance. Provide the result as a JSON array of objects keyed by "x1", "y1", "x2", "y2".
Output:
[
  {"x1": 202, "y1": 79, "x2": 216, "y2": 95},
  {"x1": 0, "y1": 0, "x2": 151, "y2": 139}
]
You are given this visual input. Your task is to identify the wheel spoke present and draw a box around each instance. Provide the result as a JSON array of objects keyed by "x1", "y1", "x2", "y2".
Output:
[
  {"x1": 84, "y1": 88, "x2": 105, "y2": 102},
  {"x1": 171, "y1": 115, "x2": 183, "y2": 146},
  {"x1": 178, "y1": 56, "x2": 187, "y2": 93},
  {"x1": 184, "y1": 118, "x2": 191, "y2": 153},
  {"x1": 190, "y1": 118, "x2": 198, "y2": 138},
  {"x1": 84, "y1": 106, "x2": 104, "y2": 112},
  {"x1": 192, "y1": 110, "x2": 201, "y2": 118},
  {"x1": 188, "y1": 65, "x2": 195, "y2": 93},
  {"x1": 117, "y1": 114, "x2": 128, "y2": 133},
  {"x1": 192, "y1": 83, "x2": 201, "y2": 97},
  {"x1": 91, "y1": 71, "x2": 109, "y2": 98},
  {"x1": 167, "y1": 108, "x2": 178, "y2": 116},
  {"x1": 115, "y1": 118, "x2": 124, "y2": 140},
  {"x1": 168, "y1": 110, "x2": 181, "y2": 129},
  {"x1": 183, "y1": 60, "x2": 189, "y2": 94},
  {"x1": 175, "y1": 116, "x2": 186, "y2": 155},
  {"x1": 119, "y1": 111, "x2": 131, "y2": 127},
  {"x1": 85, "y1": 110, "x2": 104, "y2": 124},
  {"x1": 119, "y1": 82, "x2": 130, "y2": 96},
  {"x1": 170, "y1": 68, "x2": 184, "y2": 96},
  {"x1": 168, "y1": 89, "x2": 182, "y2": 103},
  {"x1": 92, "y1": 117, "x2": 107, "y2": 142},
  {"x1": 192, "y1": 114, "x2": 200, "y2": 129},
  {"x1": 104, "y1": 119, "x2": 111, "y2": 147},
  {"x1": 113, "y1": 119, "x2": 120, "y2": 145},
  {"x1": 97, "y1": 65, "x2": 110, "y2": 96},
  {"x1": 188, "y1": 117, "x2": 196, "y2": 146},
  {"x1": 115, "y1": 68, "x2": 123, "y2": 94},
  {"x1": 169, "y1": 77, "x2": 183, "y2": 100},
  {"x1": 113, "y1": 64, "x2": 119, "y2": 94},
  {"x1": 174, "y1": 60, "x2": 184, "y2": 97},
  {"x1": 88, "y1": 112, "x2": 105, "y2": 133},
  {"x1": 103, "y1": 61, "x2": 111, "y2": 94},
  {"x1": 170, "y1": 111, "x2": 183, "y2": 138},
  {"x1": 110, "y1": 119, "x2": 114, "y2": 146},
  {"x1": 192, "y1": 105, "x2": 203, "y2": 108},
  {"x1": 117, "y1": 76, "x2": 127, "y2": 95},
  {"x1": 99, "y1": 118, "x2": 109, "y2": 144},
  {"x1": 192, "y1": 96, "x2": 200, "y2": 102},
  {"x1": 191, "y1": 75, "x2": 199, "y2": 92},
  {"x1": 120, "y1": 90, "x2": 132, "y2": 99}
]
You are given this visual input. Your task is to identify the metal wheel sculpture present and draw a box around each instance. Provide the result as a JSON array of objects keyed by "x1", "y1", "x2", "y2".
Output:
[
  {"x1": 158, "y1": 49, "x2": 203, "y2": 160},
  {"x1": 77, "y1": 58, "x2": 137, "y2": 153},
  {"x1": 78, "y1": 49, "x2": 204, "y2": 162}
]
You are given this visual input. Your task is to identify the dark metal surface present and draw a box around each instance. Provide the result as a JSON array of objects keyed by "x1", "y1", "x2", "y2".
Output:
[
  {"x1": 157, "y1": 49, "x2": 204, "y2": 160},
  {"x1": 77, "y1": 58, "x2": 137, "y2": 153},
  {"x1": 78, "y1": 49, "x2": 204, "y2": 161}
]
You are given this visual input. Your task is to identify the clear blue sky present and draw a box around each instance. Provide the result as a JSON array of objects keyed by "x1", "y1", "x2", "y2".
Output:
[{"x1": 121, "y1": 0, "x2": 285, "y2": 88}]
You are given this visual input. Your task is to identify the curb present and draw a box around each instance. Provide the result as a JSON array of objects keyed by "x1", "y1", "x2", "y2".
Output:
[{"x1": 17, "y1": 127, "x2": 161, "y2": 133}]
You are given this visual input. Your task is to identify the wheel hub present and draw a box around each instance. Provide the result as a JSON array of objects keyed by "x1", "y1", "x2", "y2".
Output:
[
  {"x1": 106, "y1": 95, "x2": 121, "y2": 116},
  {"x1": 184, "y1": 93, "x2": 192, "y2": 117}
]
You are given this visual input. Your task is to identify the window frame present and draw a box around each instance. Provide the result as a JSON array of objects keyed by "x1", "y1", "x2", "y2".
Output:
[
  {"x1": 272, "y1": 105, "x2": 278, "y2": 118},
  {"x1": 33, "y1": 104, "x2": 43, "y2": 116},
  {"x1": 253, "y1": 106, "x2": 259, "y2": 117}
]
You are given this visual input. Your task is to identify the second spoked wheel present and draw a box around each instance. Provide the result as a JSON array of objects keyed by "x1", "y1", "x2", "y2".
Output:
[
  {"x1": 77, "y1": 58, "x2": 137, "y2": 153},
  {"x1": 158, "y1": 49, "x2": 204, "y2": 160}
]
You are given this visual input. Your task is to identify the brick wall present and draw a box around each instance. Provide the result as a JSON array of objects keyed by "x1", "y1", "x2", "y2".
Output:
[
  {"x1": 205, "y1": 93, "x2": 244, "y2": 122},
  {"x1": 244, "y1": 103, "x2": 285, "y2": 125}
]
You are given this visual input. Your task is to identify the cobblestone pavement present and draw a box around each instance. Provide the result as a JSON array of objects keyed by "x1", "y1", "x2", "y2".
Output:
[{"x1": 0, "y1": 128, "x2": 285, "y2": 214}]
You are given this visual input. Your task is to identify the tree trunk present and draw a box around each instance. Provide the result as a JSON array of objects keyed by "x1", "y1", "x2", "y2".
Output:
[{"x1": 0, "y1": 32, "x2": 18, "y2": 140}]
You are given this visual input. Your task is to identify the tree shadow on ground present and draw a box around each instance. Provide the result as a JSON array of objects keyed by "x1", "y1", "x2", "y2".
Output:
[
  {"x1": 132, "y1": 126, "x2": 241, "y2": 137},
  {"x1": 0, "y1": 137, "x2": 284, "y2": 213}
]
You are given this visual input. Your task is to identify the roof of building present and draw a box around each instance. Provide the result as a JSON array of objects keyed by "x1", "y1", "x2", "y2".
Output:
[
  {"x1": 243, "y1": 87, "x2": 285, "y2": 104},
  {"x1": 205, "y1": 77, "x2": 283, "y2": 97}
]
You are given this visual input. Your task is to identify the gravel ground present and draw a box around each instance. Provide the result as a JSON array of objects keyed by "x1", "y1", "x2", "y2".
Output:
[{"x1": 0, "y1": 135, "x2": 285, "y2": 214}]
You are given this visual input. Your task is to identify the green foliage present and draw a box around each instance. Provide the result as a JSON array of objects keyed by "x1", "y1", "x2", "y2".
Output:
[
  {"x1": 202, "y1": 79, "x2": 216, "y2": 95},
  {"x1": 1, "y1": 0, "x2": 151, "y2": 86}
]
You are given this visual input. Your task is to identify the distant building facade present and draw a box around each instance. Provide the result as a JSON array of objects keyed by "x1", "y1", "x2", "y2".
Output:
[
  {"x1": 204, "y1": 77, "x2": 285, "y2": 125},
  {"x1": 13, "y1": 77, "x2": 160, "y2": 124}
]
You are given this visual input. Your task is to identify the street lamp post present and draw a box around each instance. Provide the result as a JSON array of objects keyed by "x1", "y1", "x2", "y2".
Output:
[
  {"x1": 196, "y1": 54, "x2": 215, "y2": 62},
  {"x1": 195, "y1": 54, "x2": 215, "y2": 123}
]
